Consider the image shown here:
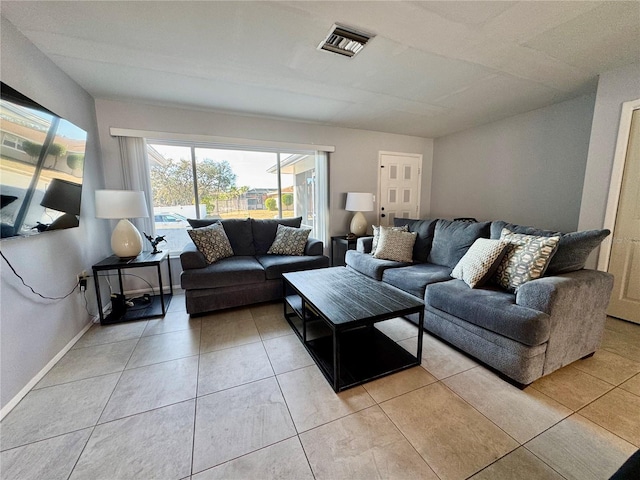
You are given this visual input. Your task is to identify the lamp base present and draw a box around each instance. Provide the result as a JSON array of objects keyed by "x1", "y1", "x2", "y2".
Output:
[
  {"x1": 111, "y1": 219, "x2": 143, "y2": 258},
  {"x1": 349, "y1": 211, "x2": 368, "y2": 237}
]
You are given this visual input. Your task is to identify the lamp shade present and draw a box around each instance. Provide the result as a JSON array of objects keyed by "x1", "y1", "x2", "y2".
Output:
[
  {"x1": 95, "y1": 190, "x2": 148, "y2": 219},
  {"x1": 41, "y1": 178, "x2": 82, "y2": 215},
  {"x1": 345, "y1": 192, "x2": 374, "y2": 212},
  {"x1": 95, "y1": 190, "x2": 148, "y2": 258}
]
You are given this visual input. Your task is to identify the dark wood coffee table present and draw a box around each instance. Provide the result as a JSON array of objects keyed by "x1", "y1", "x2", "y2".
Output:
[{"x1": 283, "y1": 267, "x2": 424, "y2": 392}]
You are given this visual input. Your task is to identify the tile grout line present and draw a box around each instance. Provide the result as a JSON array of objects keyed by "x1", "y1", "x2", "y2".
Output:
[{"x1": 66, "y1": 324, "x2": 147, "y2": 479}]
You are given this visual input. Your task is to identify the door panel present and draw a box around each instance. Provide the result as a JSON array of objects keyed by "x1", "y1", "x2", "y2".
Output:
[
  {"x1": 378, "y1": 153, "x2": 422, "y2": 227},
  {"x1": 608, "y1": 109, "x2": 640, "y2": 323}
]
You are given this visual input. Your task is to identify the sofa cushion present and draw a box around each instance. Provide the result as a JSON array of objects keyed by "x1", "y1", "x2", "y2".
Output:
[
  {"x1": 382, "y1": 263, "x2": 452, "y2": 299},
  {"x1": 393, "y1": 218, "x2": 437, "y2": 262},
  {"x1": 188, "y1": 218, "x2": 255, "y2": 255},
  {"x1": 252, "y1": 217, "x2": 302, "y2": 255},
  {"x1": 494, "y1": 229, "x2": 560, "y2": 292},
  {"x1": 428, "y1": 220, "x2": 491, "y2": 268},
  {"x1": 187, "y1": 223, "x2": 234, "y2": 264},
  {"x1": 267, "y1": 224, "x2": 311, "y2": 255},
  {"x1": 345, "y1": 250, "x2": 410, "y2": 281},
  {"x1": 490, "y1": 221, "x2": 610, "y2": 275},
  {"x1": 451, "y1": 238, "x2": 508, "y2": 288},
  {"x1": 426, "y1": 280, "x2": 550, "y2": 346},
  {"x1": 180, "y1": 256, "x2": 265, "y2": 290},
  {"x1": 256, "y1": 254, "x2": 329, "y2": 280},
  {"x1": 373, "y1": 228, "x2": 417, "y2": 262}
]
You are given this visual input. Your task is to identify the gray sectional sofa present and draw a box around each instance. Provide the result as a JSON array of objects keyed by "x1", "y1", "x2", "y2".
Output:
[
  {"x1": 180, "y1": 217, "x2": 329, "y2": 314},
  {"x1": 345, "y1": 218, "x2": 613, "y2": 385}
]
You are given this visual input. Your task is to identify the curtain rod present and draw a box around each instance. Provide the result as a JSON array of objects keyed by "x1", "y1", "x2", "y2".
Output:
[{"x1": 110, "y1": 128, "x2": 335, "y2": 153}]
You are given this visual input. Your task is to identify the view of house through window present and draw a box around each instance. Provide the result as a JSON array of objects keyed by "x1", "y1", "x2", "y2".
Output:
[{"x1": 147, "y1": 143, "x2": 321, "y2": 253}]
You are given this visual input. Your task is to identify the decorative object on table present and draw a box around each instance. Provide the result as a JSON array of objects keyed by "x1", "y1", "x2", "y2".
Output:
[
  {"x1": 144, "y1": 232, "x2": 166, "y2": 254},
  {"x1": 40, "y1": 178, "x2": 82, "y2": 230},
  {"x1": 345, "y1": 192, "x2": 374, "y2": 237},
  {"x1": 95, "y1": 189, "x2": 149, "y2": 259}
]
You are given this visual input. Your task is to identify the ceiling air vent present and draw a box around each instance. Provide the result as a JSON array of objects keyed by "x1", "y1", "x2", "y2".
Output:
[{"x1": 318, "y1": 24, "x2": 374, "y2": 58}]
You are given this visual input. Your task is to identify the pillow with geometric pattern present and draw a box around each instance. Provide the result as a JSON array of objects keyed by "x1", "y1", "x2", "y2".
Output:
[
  {"x1": 187, "y1": 223, "x2": 234, "y2": 264},
  {"x1": 267, "y1": 224, "x2": 311, "y2": 255},
  {"x1": 493, "y1": 228, "x2": 560, "y2": 291},
  {"x1": 451, "y1": 238, "x2": 508, "y2": 288},
  {"x1": 373, "y1": 227, "x2": 417, "y2": 262}
]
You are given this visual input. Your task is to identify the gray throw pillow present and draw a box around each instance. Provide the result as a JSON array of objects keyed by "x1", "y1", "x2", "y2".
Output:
[
  {"x1": 252, "y1": 217, "x2": 303, "y2": 254},
  {"x1": 451, "y1": 238, "x2": 508, "y2": 288},
  {"x1": 490, "y1": 221, "x2": 610, "y2": 274},
  {"x1": 393, "y1": 218, "x2": 437, "y2": 262},
  {"x1": 187, "y1": 223, "x2": 234, "y2": 264},
  {"x1": 371, "y1": 224, "x2": 408, "y2": 254},
  {"x1": 373, "y1": 228, "x2": 417, "y2": 263},
  {"x1": 428, "y1": 220, "x2": 491, "y2": 268},
  {"x1": 188, "y1": 218, "x2": 255, "y2": 255},
  {"x1": 494, "y1": 229, "x2": 560, "y2": 291},
  {"x1": 267, "y1": 224, "x2": 311, "y2": 255}
]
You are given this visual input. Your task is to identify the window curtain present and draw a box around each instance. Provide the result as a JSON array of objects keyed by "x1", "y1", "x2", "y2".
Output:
[
  {"x1": 315, "y1": 151, "x2": 329, "y2": 248},
  {"x1": 117, "y1": 136, "x2": 155, "y2": 240}
]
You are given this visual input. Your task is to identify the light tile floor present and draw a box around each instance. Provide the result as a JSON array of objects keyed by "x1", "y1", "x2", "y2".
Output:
[{"x1": 1, "y1": 295, "x2": 639, "y2": 480}]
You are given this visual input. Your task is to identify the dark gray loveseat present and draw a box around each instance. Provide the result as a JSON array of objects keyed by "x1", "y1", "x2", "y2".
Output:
[
  {"x1": 346, "y1": 218, "x2": 613, "y2": 385},
  {"x1": 180, "y1": 217, "x2": 329, "y2": 314}
]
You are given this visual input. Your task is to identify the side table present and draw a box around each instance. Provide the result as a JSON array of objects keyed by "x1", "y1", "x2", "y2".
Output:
[
  {"x1": 92, "y1": 251, "x2": 173, "y2": 325},
  {"x1": 331, "y1": 235, "x2": 360, "y2": 266}
]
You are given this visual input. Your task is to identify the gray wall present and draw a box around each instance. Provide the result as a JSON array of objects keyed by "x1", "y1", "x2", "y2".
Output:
[
  {"x1": 0, "y1": 17, "x2": 109, "y2": 411},
  {"x1": 579, "y1": 63, "x2": 640, "y2": 231},
  {"x1": 431, "y1": 94, "x2": 596, "y2": 232},
  {"x1": 94, "y1": 99, "x2": 434, "y2": 238}
]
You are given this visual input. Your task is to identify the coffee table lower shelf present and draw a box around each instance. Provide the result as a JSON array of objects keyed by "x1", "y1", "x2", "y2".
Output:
[{"x1": 284, "y1": 294, "x2": 420, "y2": 392}]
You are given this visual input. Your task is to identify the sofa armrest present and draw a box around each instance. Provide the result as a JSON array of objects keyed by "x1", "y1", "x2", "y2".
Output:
[
  {"x1": 304, "y1": 238, "x2": 324, "y2": 256},
  {"x1": 357, "y1": 236, "x2": 374, "y2": 253},
  {"x1": 180, "y1": 243, "x2": 208, "y2": 270},
  {"x1": 516, "y1": 269, "x2": 614, "y2": 374}
]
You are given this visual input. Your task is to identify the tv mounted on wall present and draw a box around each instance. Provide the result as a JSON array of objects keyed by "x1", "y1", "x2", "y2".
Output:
[{"x1": 0, "y1": 82, "x2": 88, "y2": 239}]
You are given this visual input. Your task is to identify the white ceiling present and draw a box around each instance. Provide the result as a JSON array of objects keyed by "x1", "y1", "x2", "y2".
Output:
[{"x1": 2, "y1": 1, "x2": 639, "y2": 138}]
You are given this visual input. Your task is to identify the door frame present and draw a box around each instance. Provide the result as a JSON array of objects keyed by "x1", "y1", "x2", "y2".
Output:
[
  {"x1": 597, "y1": 98, "x2": 640, "y2": 271},
  {"x1": 377, "y1": 151, "x2": 423, "y2": 225}
]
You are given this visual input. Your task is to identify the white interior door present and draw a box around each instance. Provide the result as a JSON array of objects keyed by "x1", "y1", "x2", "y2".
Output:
[
  {"x1": 378, "y1": 152, "x2": 422, "y2": 227},
  {"x1": 608, "y1": 108, "x2": 640, "y2": 324}
]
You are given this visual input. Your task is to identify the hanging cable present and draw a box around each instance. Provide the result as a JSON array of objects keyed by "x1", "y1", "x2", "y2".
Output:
[{"x1": 0, "y1": 249, "x2": 79, "y2": 300}]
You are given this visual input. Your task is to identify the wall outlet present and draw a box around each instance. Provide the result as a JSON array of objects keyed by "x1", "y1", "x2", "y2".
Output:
[{"x1": 78, "y1": 271, "x2": 89, "y2": 292}]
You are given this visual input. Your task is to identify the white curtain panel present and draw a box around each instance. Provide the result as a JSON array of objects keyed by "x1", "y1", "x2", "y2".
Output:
[
  {"x1": 117, "y1": 136, "x2": 155, "y2": 239},
  {"x1": 315, "y1": 151, "x2": 329, "y2": 248}
]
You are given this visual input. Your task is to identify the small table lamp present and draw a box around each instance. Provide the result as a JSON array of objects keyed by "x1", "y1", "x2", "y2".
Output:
[
  {"x1": 345, "y1": 192, "x2": 374, "y2": 237},
  {"x1": 40, "y1": 178, "x2": 82, "y2": 230},
  {"x1": 95, "y1": 190, "x2": 149, "y2": 259}
]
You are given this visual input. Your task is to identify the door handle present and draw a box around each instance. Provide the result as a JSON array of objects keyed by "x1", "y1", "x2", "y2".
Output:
[{"x1": 381, "y1": 214, "x2": 386, "y2": 218}]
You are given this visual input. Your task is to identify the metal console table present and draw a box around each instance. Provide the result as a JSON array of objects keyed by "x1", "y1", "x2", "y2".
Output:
[{"x1": 92, "y1": 251, "x2": 173, "y2": 325}]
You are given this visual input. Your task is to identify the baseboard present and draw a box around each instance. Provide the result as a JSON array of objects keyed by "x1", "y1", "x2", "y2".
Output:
[{"x1": 0, "y1": 320, "x2": 93, "y2": 421}]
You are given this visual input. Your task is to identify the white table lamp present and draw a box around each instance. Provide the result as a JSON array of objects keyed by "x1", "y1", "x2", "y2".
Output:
[
  {"x1": 95, "y1": 190, "x2": 149, "y2": 258},
  {"x1": 345, "y1": 192, "x2": 374, "y2": 236}
]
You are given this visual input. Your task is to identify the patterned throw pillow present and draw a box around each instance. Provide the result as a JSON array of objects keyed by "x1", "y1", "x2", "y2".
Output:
[
  {"x1": 267, "y1": 224, "x2": 311, "y2": 255},
  {"x1": 187, "y1": 223, "x2": 234, "y2": 264},
  {"x1": 371, "y1": 224, "x2": 408, "y2": 254},
  {"x1": 373, "y1": 228, "x2": 417, "y2": 262},
  {"x1": 451, "y1": 238, "x2": 508, "y2": 288},
  {"x1": 494, "y1": 228, "x2": 560, "y2": 291}
]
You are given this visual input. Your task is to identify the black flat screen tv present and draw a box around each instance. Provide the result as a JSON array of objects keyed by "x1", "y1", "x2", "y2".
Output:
[{"x1": 0, "y1": 82, "x2": 88, "y2": 239}]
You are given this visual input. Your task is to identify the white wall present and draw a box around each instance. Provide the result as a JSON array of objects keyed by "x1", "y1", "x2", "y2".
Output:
[
  {"x1": 430, "y1": 94, "x2": 596, "y2": 232},
  {"x1": 0, "y1": 17, "x2": 110, "y2": 411},
  {"x1": 94, "y1": 99, "x2": 434, "y2": 237}
]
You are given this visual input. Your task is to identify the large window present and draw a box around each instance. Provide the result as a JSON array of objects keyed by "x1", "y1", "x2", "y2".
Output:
[{"x1": 147, "y1": 142, "x2": 326, "y2": 253}]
